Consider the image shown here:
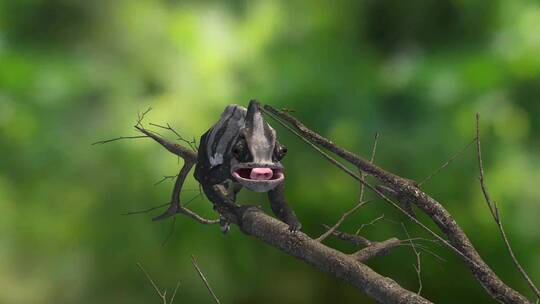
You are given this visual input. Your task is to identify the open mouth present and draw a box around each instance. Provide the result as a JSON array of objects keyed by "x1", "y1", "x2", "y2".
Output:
[{"x1": 232, "y1": 168, "x2": 284, "y2": 181}]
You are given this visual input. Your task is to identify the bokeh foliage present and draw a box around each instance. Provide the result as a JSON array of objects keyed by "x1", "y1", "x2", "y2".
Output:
[{"x1": 1, "y1": 0, "x2": 540, "y2": 303}]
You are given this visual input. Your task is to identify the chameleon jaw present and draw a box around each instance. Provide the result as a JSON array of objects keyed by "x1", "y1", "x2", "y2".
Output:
[{"x1": 231, "y1": 166, "x2": 284, "y2": 193}]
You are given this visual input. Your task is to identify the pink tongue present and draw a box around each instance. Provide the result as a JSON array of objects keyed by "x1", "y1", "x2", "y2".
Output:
[{"x1": 250, "y1": 168, "x2": 273, "y2": 180}]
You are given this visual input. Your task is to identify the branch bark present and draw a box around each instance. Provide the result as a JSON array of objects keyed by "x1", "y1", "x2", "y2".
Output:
[{"x1": 239, "y1": 207, "x2": 431, "y2": 304}]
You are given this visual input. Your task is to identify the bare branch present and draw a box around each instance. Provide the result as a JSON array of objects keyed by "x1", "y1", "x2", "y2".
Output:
[
  {"x1": 476, "y1": 114, "x2": 540, "y2": 300},
  {"x1": 191, "y1": 255, "x2": 221, "y2": 304},
  {"x1": 263, "y1": 104, "x2": 531, "y2": 304},
  {"x1": 237, "y1": 207, "x2": 432, "y2": 303},
  {"x1": 263, "y1": 106, "x2": 472, "y2": 264}
]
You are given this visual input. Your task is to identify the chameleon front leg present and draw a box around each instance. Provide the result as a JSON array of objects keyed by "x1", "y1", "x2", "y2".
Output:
[
  {"x1": 226, "y1": 181, "x2": 242, "y2": 202},
  {"x1": 268, "y1": 182, "x2": 301, "y2": 232},
  {"x1": 153, "y1": 160, "x2": 195, "y2": 221}
]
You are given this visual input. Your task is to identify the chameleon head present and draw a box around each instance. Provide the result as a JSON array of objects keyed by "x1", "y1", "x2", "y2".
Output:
[{"x1": 230, "y1": 100, "x2": 287, "y2": 192}]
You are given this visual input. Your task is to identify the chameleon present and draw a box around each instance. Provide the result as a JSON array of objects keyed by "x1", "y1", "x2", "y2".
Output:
[{"x1": 191, "y1": 100, "x2": 301, "y2": 232}]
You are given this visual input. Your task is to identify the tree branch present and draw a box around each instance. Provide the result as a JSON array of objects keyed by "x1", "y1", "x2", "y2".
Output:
[
  {"x1": 238, "y1": 207, "x2": 431, "y2": 304},
  {"x1": 263, "y1": 105, "x2": 532, "y2": 304},
  {"x1": 476, "y1": 114, "x2": 540, "y2": 300}
]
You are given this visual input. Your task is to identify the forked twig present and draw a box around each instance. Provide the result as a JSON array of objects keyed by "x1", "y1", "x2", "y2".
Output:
[
  {"x1": 191, "y1": 255, "x2": 221, "y2": 304},
  {"x1": 137, "y1": 262, "x2": 180, "y2": 304},
  {"x1": 476, "y1": 114, "x2": 540, "y2": 300}
]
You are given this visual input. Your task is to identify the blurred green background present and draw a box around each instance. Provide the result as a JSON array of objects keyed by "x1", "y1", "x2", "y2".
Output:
[{"x1": 1, "y1": 0, "x2": 540, "y2": 303}]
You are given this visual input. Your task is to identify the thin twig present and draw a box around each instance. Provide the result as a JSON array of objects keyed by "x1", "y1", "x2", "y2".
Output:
[
  {"x1": 476, "y1": 114, "x2": 540, "y2": 300},
  {"x1": 161, "y1": 216, "x2": 177, "y2": 247},
  {"x1": 122, "y1": 202, "x2": 170, "y2": 216},
  {"x1": 356, "y1": 214, "x2": 385, "y2": 235},
  {"x1": 191, "y1": 255, "x2": 221, "y2": 304},
  {"x1": 359, "y1": 132, "x2": 380, "y2": 202},
  {"x1": 136, "y1": 107, "x2": 153, "y2": 127},
  {"x1": 92, "y1": 135, "x2": 148, "y2": 145},
  {"x1": 170, "y1": 281, "x2": 180, "y2": 304},
  {"x1": 402, "y1": 223, "x2": 423, "y2": 295},
  {"x1": 418, "y1": 137, "x2": 477, "y2": 186},
  {"x1": 154, "y1": 174, "x2": 180, "y2": 186}
]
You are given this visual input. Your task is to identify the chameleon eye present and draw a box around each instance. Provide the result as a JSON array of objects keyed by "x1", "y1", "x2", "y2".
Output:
[
  {"x1": 275, "y1": 145, "x2": 287, "y2": 161},
  {"x1": 232, "y1": 140, "x2": 246, "y2": 160},
  {"x1": 232, "y1": 145, "x2": 242, "y2": 158}
]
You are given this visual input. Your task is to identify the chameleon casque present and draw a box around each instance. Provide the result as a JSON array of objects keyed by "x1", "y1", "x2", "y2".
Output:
[{"x1": 189, "y1": 100, "x2": 301, "y2": 231}]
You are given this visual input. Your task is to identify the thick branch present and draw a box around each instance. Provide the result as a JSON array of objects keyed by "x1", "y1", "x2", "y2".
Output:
[
  {"x1": 264, "y1": 105, "x2": 531, "y2": 304},
  {"x1": 239, "y1": 207, "x2": 431, "y2": 304}
]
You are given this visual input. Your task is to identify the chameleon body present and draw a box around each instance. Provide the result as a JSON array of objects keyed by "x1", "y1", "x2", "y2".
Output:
[{"x1": 194, "y1": 100, "x2": 301, "y2": 231}]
